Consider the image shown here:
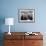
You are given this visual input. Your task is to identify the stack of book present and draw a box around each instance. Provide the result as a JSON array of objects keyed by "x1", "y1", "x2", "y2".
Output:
[{"x1": 25, "y1": 32, "x2": 38, "y2": 35}]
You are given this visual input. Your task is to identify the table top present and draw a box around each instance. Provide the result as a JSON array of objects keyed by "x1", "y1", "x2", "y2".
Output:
[{"x1": 4, "y1": 32, "x2": 43, "y2": 40}]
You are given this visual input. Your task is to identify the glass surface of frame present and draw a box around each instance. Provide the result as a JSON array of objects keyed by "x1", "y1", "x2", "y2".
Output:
[{"x1": 18, "y1": 9, "x2": 35, "y2": 23}]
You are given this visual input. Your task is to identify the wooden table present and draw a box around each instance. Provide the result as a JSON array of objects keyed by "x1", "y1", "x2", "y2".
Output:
[{"x1": 4, "y1": 32, "x2": 43, "y2": 46}]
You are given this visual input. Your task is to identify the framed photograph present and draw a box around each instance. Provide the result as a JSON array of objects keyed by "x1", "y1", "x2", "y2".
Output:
[{"x1": 18, "y1": 9, "x2": 35, "y2": 23}]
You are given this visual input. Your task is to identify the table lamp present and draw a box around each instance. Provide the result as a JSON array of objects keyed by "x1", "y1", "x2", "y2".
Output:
[{"x1": 5, "y1": 18, "x2": 14, "y2": 35}]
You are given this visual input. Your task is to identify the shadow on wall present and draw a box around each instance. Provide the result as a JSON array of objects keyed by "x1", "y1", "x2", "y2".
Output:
[{"x1": 0, "y1": 16, "x2": 5, "y2": 46}]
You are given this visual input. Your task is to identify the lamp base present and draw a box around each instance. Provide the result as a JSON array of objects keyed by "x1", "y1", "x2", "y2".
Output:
[{"x1": 8, "y1": 32, "x2": 11, "y2": 35}]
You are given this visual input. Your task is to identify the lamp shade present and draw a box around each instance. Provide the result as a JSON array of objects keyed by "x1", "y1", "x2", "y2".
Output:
[{"x1": 5, "y1": 18, "x2": 14, "y2": 25}]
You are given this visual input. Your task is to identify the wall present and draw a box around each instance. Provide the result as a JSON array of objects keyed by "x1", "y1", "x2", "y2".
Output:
[{"x1": 0, "y1": 0, "x2": 46, "y2": 32}]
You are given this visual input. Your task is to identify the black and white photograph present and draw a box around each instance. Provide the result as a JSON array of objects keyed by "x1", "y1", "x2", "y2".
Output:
[{"x1": 18, "y1": 9, "x2": 35, "y2": 23}]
